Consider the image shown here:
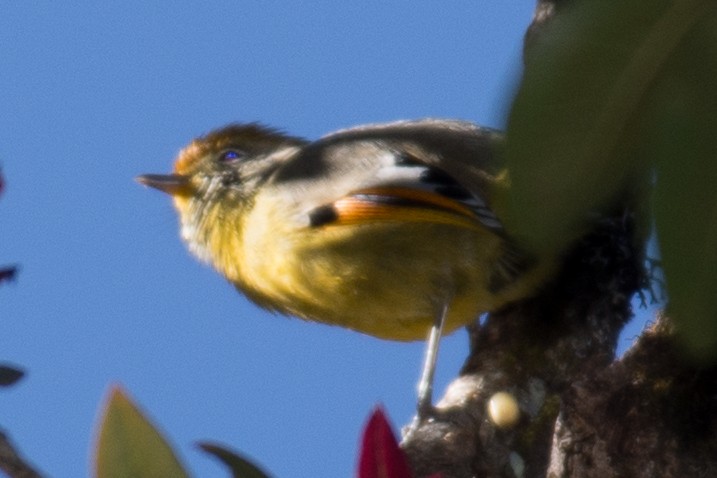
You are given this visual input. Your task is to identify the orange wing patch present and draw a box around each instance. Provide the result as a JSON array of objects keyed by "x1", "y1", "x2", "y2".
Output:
[{"x1": 308, "y1": 187, "x2": 482, "y2": 230}]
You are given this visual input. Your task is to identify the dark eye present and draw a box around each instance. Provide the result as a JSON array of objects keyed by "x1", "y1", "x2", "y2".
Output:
[{"x1": 219, "y1": 149, "x2": 244, "y2": 162}]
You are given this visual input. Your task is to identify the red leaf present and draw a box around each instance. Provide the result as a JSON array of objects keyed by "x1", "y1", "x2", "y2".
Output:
[{"x1": 357, "y1": 407, "x2": 413, "y2": 478}]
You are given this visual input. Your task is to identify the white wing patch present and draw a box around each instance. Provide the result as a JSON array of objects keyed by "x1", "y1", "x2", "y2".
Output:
[{"x1": 369, "y1": 151, "x2": 504, "y2": 231}]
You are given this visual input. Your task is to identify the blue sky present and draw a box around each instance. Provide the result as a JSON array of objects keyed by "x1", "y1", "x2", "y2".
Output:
[{"x1": 1, "y1": 3, "x2": 654, "y2": 477}]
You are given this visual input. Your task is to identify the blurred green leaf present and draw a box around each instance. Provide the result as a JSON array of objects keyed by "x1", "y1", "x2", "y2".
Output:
[
  {"x1": 94, "y1": 385, "x2": 190, "y2": 478},
  {"x1": 648, "y1": 11, "x2": 717, "y2": 359},
  {"x1": 506, "y1": 0, "x2": 717, "y2": 358},
  {"x1": 505, "y1": 0, "x2": 711, "y2": 255},
  {"x1": 0, "y1": 364, "x2": 24, "y2": 387},
  {"x1": 198, "y1": 442, "x2": 272, "y2": 478}
]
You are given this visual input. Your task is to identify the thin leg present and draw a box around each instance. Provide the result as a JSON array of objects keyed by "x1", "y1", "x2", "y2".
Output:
[{"x1": 416, "y1": 302, "x2": 448, "y2": 420}]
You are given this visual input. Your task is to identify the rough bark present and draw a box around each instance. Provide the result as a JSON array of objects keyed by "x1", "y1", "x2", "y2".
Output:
[{"x1": 402, "y1": 207, "x2": 648, "y2": 477}]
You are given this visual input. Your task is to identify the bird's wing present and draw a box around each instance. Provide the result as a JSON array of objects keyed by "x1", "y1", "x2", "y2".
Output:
[
  {"x1": 269, "y1": 119, "x2": 534, "y2": 293},
  {"x1": 273, "y1": 119, "x2": 505, "y2": 232},
  {"x1": 305, "y1": 149, "x2": 503, "y2": 232}
]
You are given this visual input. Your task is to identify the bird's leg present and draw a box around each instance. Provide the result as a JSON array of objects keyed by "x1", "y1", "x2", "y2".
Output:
[{"x1": 416, "y1": 302, "x2": 448, "y2": 420}]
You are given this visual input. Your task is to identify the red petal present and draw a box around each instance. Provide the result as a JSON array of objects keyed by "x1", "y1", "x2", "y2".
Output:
[{"x1": 357, "y1": 407, "x2": 413, "y2": 478}]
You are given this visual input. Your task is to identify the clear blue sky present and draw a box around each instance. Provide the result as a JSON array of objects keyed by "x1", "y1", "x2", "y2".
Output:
[{"x1": 1, "y1": 3, "x2": 653, "y2": 477}]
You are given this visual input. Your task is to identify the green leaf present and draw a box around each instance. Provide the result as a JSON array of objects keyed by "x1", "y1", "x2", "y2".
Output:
[
  {"x1": 649, "y1": 11, "x2": 717, "y2": 359},
  {"x1": 506, "y1": 0, "x2": 717, "y2": 358},
  {"x1": 0, "y1": 364, "x2": 24, "y2": 387},
  {"x1": 94, "y1": 385, "x2": 190, "y2": 478},
  {"x1": 505, "y1": 0, "x2": 712, "y2": 256},
  {"x1": 198, "y1": 442, "x2": 273, "y2": 478}
]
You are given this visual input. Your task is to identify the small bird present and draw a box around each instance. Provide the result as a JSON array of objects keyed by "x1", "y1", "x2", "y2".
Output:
[{"x1": 138, "y1": 119, "x2": 549, "y2": 420}]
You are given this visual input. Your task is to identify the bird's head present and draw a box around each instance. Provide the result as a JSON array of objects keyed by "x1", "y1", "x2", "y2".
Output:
[{"x1": 137, "y1": 123, "x2": 306, "y2": 260}]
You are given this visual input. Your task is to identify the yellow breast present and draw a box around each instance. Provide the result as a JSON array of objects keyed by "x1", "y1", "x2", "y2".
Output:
[{"x1": 207, "y1": 190, "x2": 507, "y2": 341}]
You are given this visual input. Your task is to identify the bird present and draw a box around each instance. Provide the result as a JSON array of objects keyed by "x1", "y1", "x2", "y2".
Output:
[{"x1": 137, "y1": 119, "x2": 550, "y2": 421}]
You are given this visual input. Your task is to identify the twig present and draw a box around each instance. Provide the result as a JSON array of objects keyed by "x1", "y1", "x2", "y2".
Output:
[{"x1": 0, "y1": 429, "x2": 43, "y2": 478}]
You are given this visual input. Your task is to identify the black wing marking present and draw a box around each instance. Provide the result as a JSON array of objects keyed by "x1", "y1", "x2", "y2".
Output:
[{"x1": 390, "y1": 151, "x2": 503, "y2": 231}]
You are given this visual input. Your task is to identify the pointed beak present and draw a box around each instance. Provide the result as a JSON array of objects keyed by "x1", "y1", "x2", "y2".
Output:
[{"x1": 136, "y1": 174, "x2": 192, "y2": 196}]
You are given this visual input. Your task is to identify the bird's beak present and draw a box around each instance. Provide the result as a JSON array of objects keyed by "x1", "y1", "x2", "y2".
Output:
[{"x1": 136, "y1": 174, "x2": 192, "y2": 196}]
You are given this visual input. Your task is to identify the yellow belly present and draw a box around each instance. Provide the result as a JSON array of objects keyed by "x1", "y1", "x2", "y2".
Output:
[{"x1": 226, "y1": 210, "x2": 503, "y2": 341}]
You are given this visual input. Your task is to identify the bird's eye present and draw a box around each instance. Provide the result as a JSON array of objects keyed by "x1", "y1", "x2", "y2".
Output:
[{"x1": 219, "y1": 150, "x2": 244, "y2": 162}]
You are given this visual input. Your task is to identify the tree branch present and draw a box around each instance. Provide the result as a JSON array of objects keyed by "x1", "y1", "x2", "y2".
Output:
[
  {"x1": 402, "y1": 207, "x2": 643, "y2": 478},
  {"x1": 0, "y1": 430, "x2": 43, "y2": 478}
]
